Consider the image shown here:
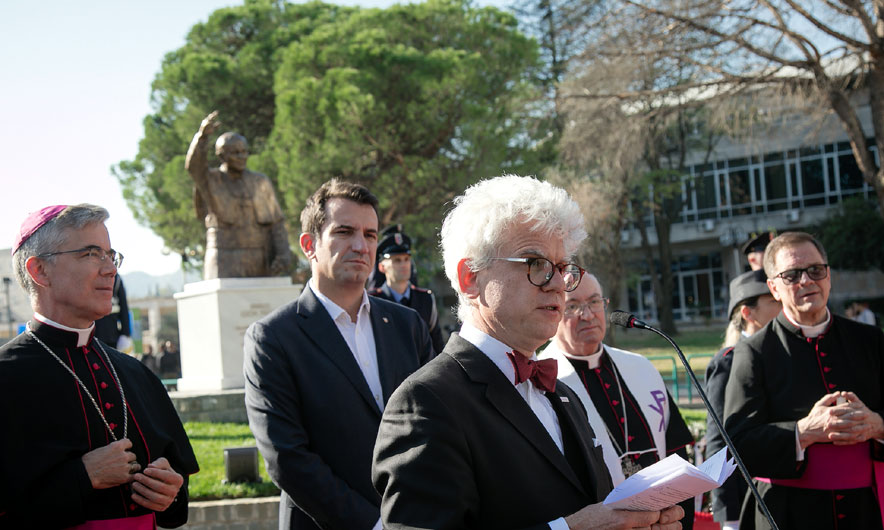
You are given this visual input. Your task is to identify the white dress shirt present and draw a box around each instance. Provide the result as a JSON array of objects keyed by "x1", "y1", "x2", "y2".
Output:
[
  {"x1": 458, "y1": 323, "x2": 569, "y2": 530},
  {"x1": 310, "y1": 281, "x2": 384, "y2": 412}
]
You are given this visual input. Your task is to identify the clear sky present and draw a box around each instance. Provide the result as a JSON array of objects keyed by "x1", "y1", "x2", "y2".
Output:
[{"x1": 2, "y1": 0, "x2": 503, "y2": 276}]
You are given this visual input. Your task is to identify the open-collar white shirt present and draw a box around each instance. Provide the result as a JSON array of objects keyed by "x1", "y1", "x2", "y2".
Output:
[{"x1": 310, "y1": 281, "x2": 384, "y2": 412}]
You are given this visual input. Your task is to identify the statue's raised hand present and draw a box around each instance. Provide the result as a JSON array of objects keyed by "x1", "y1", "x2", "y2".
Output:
[{"x1": 200, "y1": 110, "x2": 221, "y2": 136}]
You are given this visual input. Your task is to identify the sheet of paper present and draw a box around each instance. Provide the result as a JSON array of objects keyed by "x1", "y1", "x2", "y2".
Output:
[{"x1": 603, "y1": 447, "x2": 736, "y2": 511}]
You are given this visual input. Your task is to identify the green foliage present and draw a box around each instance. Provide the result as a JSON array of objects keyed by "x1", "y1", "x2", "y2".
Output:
[
  {"x1": 115, "y1": 0, "x2": 543, "y2": 261},
  {"x1": 114, "y1": 1, "x2": 356, "y2": 262},
  {"x1": 185, "y1": 421, "x2": 280, "y2": 500},
  {"x1": 814, "y1": 197, "x2": 884, "y2": 271},
  {"x1": 269, "y1": 0, "x2": 542, "y2": 245}
]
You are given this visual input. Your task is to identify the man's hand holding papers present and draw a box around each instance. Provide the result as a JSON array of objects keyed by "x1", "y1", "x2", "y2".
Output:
[{"x1": 604, "y1": 447, "x2": 737, "y2": 511}]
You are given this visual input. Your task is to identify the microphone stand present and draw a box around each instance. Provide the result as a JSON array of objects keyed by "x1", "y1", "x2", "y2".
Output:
[{"x1": 612, "y1": 311, "x2": 780, "y2": 530}]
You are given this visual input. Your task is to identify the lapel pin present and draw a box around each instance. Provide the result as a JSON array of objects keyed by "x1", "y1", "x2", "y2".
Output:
[
  {"x1": 382, "y1": 317, "x2": 389, "y2": 323},
  {"x1": 560, "y1": 397, "x2": 570, "y2": 403}
]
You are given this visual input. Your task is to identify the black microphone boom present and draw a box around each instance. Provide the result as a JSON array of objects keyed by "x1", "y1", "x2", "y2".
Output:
[{"x1": 609, "y1": 310, "x2": 780, "y2": 530}]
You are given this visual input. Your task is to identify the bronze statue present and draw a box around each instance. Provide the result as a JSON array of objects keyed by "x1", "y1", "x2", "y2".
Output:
[{"x1": 185, "y1": 111, "x2": 293, "y2": 279}]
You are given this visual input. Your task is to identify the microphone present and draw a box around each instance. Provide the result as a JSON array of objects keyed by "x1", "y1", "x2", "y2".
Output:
[
  {"x1": 609, "y1": 310, "x2": 780, "y2": 530},
  {"x1": 609, "y1": 310, "x2": 652, "y2": 331}
]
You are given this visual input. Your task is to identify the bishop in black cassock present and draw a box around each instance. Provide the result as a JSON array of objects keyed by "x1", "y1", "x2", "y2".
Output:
[{"x1": 1, "y1": 204, "x2": 198, "y2": 529}]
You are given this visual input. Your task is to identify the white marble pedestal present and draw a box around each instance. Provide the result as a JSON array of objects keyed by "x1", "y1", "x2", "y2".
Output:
[{"x1": 174, "y1": 277, "x2": 301, "y2": 392}]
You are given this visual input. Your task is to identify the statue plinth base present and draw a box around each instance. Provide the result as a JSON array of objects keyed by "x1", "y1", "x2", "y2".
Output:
[{"x1": 174, "y1": 277, "x2": 301, "y2": 392}]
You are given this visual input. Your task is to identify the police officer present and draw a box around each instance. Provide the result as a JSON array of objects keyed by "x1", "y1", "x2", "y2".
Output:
[
  {"x1": 369, "y1": 228, "x2": 445, "y2": 354},
  {"x1": 741, "y1": 230, "x2": 776, "y2": 271}
]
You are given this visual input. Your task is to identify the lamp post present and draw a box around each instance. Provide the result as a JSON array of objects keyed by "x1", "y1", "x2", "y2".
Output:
[{"x1": 2, "y1": 277, "x2": 12, "y2": 338}]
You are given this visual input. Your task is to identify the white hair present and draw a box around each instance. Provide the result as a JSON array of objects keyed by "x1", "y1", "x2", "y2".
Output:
[{"x1": 440, "y1": 175, "x2": 587, "y2": 322}]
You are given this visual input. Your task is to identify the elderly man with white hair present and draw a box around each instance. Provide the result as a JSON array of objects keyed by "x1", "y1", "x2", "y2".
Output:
[{"x1": 372, "y1": 175, "x2": 684, "y2": 530}]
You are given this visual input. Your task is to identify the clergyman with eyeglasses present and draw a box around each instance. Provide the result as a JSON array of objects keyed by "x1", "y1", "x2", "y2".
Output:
[
  {"x1": 0, "y1": 204, "x2": 198, "y2": 528},
  {"x1": 724, "y1": 231, "x2": 884, "y2": 529},
  {"x1": 541, "y1": 272, "x2": 696, "y2": 530},
  {"x1": 372, "y1": 175, "x2": 684, "y2": 530}
]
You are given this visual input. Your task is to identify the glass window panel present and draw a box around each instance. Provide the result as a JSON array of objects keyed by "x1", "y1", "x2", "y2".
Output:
[
  {"x1": 837, "y1": 141, "x2": 851, "y2": 152},
  {"x1": 729, "y1": 157, "x2": 748, "y2": 168},
  {"x1": 765, "y1": 163, "x2": 788, "y2": 211},
  {"x1": 729, "y1": 169, "x2": 751, "y2": 215},
  {"x1": 839, "y1": 153, "x2": 865, "y2": 195},
  {"x1": 800, "y1": 146, "x2": 821, "y2": 157},
  {"x1": 641, "y1": 280, "x2": 656, "y2": 321},
  {"x1": 801, "y1": 158, "x2": 825, "y2": 206},
  {"x1": 764, "y1": 152, "x2": 783, "y2": 162},
  {"x1": 679, "y1": 274, "x2": 692, "y2": 310},
  {"x1": 695, "y1": 174, "x2": 717, "y2": 218},
  {"x1": 718, "y1": 173, "x2": 729, "y2": 217}
]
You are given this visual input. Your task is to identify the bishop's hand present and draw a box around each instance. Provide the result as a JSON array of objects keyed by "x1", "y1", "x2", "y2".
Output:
[
  {"x1": 131, "y1": 457, "x2": 184, "y2": 512},
  {"x1": 81, "y1": 438, "x2": 139, "y2": 489}
]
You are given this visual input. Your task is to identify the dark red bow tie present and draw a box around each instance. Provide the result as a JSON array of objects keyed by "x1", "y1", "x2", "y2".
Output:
[{"x1": 507, "y1": 351, "x2": 557, "y2": 393}]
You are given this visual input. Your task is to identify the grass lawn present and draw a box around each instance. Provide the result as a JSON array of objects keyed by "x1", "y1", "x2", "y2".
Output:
[
  {"x1": 184, "y1": 327, "x2": 722, "y2": 500},
  {"x1": 185, "y1": 422, "x2": 279, "y2": 501},
  {"x1": 610, "y1": 326, "x2": 723, "y2": 380}
]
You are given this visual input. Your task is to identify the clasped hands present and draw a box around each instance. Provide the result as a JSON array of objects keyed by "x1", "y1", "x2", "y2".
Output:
[
  {"x1": 81, "y1": 439, "x2": 184, "y2": 512},
  {"x1": 798, "y1": 391, "x2": 884, "y2": 448}
]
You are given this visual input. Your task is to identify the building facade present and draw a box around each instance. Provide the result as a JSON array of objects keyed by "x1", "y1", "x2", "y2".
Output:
[{"x1": 619, "y1": 104, "x2": 884, "y2": 323}]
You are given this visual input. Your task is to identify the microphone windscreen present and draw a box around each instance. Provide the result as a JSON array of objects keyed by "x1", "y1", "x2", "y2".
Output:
[{"x1": 609, "y1": 310, "x2": 634, "y2": 328}]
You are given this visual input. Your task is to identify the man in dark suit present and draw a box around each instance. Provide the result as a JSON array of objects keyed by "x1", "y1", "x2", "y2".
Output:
[
  {"x1": 243, "y1": 179, "x2": 434, "y2": 530},
  {"x1": 369, "y1": 227, "x2": 445, "y2": 353},
  {"x1": 372, "y1": 175, "x2": 684, "y2": 530}
]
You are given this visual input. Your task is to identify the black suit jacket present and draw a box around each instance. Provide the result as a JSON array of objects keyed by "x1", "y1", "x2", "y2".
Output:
[
  {"x1": 704, "y1": 345, "x2": 746, "y2": 523},
  {"x1": 369, "y1": 283, "x2": 446, "y2": 354},
  {"x1": 372, "y1": 333, "x2": 613, "y2": 530},
  {"x1": 244, "y1": 284, "x2": 433, "y2": 530}
]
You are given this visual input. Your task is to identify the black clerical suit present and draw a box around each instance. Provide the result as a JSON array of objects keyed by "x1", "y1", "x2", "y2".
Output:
[
  {"x1": 564, "y1": 350, "x2": 695, "y2": 530},
  {"x1": 725, "y1": 313, "x2": 884, "y2": 529},
  {"x1": 704, "y1": 345, "x2": 747, "y2": 525},
  {"x1": 372, "y1": 333, "x2": 613, "y2": 530},
  {"x1": 243, "y1": 284, "x2": 433, "y2": 530},
  {"x1": 369, "y1": 283, "x2": 445, "y2": 354},
  {"x1": 0, "y1": 321, "x2": 198, "y2": 528}
]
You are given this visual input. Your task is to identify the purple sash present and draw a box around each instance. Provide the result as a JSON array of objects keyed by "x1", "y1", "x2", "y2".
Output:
[
  {"x1": 757, "y1": 442, "x2": 883, "y2": 525},
  {"x1": 66, "y1": 513, "x2": 155, "y2": 530}
]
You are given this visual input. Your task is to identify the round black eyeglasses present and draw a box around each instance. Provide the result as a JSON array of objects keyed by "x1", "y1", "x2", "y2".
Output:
[{"x1": 491, "y1": 257, "x2": 585, "y2": 292}]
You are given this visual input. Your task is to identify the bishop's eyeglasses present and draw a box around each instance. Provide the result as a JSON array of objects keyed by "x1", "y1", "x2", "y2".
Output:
[
  {"x1": 491, "y1": 257, "x2": 585, "y2": 292},
  {"x1": 38, "y1": 245, "x2": 124, "y2": 269}
]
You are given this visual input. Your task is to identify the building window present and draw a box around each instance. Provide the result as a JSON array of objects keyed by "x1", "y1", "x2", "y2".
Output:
[
  {"x1": 626, "y1": 252, "x2": 725, "y2": 322},
  {"x1": 680, "y1": 141, "x2": 876, "y2": 221}
]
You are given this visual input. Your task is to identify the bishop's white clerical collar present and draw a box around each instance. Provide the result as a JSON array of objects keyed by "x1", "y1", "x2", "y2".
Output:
[
  {"x1": 784, "y1": 308, "x2": 831, "y2": 338},
  {"x1": 33, "y1": 312, "x2": 94, "y2": 347}
]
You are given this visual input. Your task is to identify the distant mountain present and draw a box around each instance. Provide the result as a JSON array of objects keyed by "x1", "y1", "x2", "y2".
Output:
[{"x1": 122, "y1": 269, "x2": 201, "y2": 299}]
